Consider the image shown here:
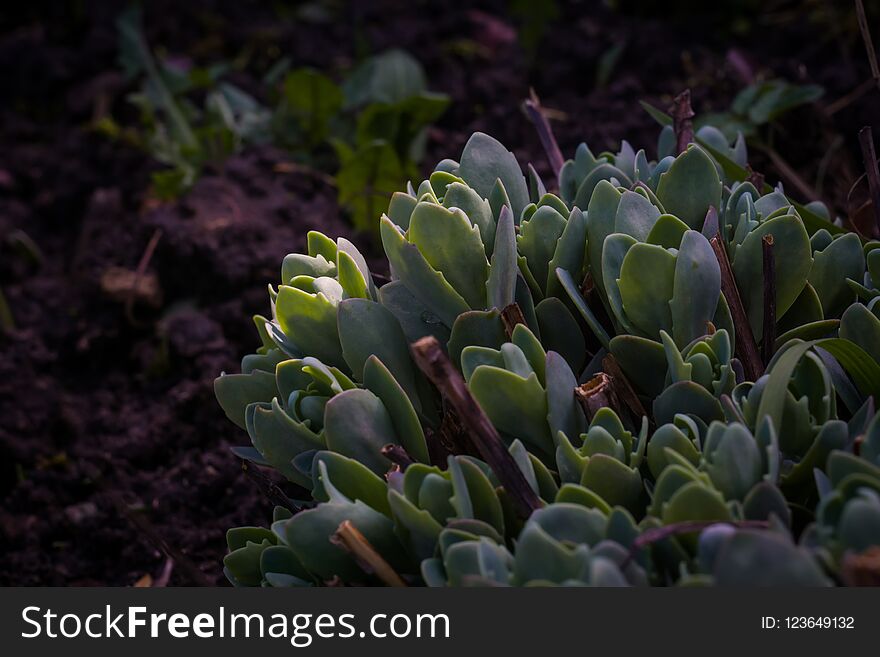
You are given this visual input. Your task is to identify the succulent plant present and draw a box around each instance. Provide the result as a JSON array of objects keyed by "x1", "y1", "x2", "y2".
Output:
[{"x1": 216, "y1": 108, "x2": 880, "y2": 587}]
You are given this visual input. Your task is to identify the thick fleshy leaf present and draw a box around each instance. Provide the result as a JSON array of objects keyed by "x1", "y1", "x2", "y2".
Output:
[
  {"x1": 703, "y1": 423, "x2": 763, "y2": 501},
  {"x1": 518, "y1": 205, "x2": 567, "y2": 294},
  {"x1": 363, "y1": 355, "x2": 430, "y2": 463},
  {"x1": 713, "y1": 530, "x2": 831, "y2": 586},
  {"x1": 758, "y1": 339, "x2": 880, "y2": 435},
  {"x1": 443, "y1": 182, "x2": 495, "y2": 255},
  {"x1": 555, "y1": 484, "x2": 612, "y2": 513},
  {"x1": 284, "y1": 500, "x2": 407, "y2": 582},
  {"x1": 580, "y1": 454, "x2": 643, "y2": 514},
  {"x1": 452, "y1": 457, "x2": 505, "y2": 535},
  {"x1": 486, "y1": 205, "x2": 517, "y2": 310},
  {"x1": 609, "y1": 335, "x2": 667, "y2": 397},
  {"x1": 408, "y1": 202, "x2": 489, "y2": 309},
  {"x1": 458, "y1": 132, "x2": 529, "y2": 220},
  {"x1": 247, "y1": 399, "x2": 324, "y2": 487},
  {"x1": 338, "y1": 298, "x2": 418, "y2": 399},
  {"x1": 557, "y1": 267, "x2": 612, "y2": 350},
  {"x1": 377, "y1": 280, "x2": 451, "y2": 345},
  {"x1": 224, "y1": 539, "x2": 275, "y2": 586},
  {"x1": 387, "y1": 191, "x2": 418, "y2": 230},
  {"x1": 776, "y1": 283, "x2": 824, "y2": 337},
  {"x1": 215, "y1": 369, "x2": 279, "y2": 429},
  {"x1": 646, "y1": 424, "x2": 700, "y2": 478},
  {"x1": 601, "y1": 233, "x2": 639, "y2": 333},
  {"x1": 528, "y1": 164, "x2": 547, "y2": 203},
  {"x1": 661, "y1": 481, "x2": 731, "y2": 526},
  {"x1": 339, "y1": 237, "x2": 376, "y2": 300},
  {"x1": 535, "y1": 297, "x2": 587, "y2": 374},
  {"x1": 469, "y1": 366, "x2": 552, "y2": 457},
  {"x1": 585, "y1": 180, "x2": 621, "y2": 300},
  {"x1": 670, "y1": 231, "x2": 721, "y2": 347},
  {"x1": 311, "y1": 451, "x2": 391, "y2": 515},
  {"x1": 546, "y1": 208, "x2": 588, "y2": 298},
  {"x1": 388, "y1": 490, "x2": 444, "y2": 561},
  {"x1": 653, "y1": 381, "x2": 724, "y2": 426},
  {"x1": 731, "y1": 214, "x2": 812, "y2": 339},
  {"x1": 337, "y1": 251, "x2": 370, "y2": 300},
  {"x1": 307, "y1": 231, "x2": 339, "y2": 262},
  {"x1": 380, "y1": 216, "x2": 469, "y2": 326},
  {"x1": 323, "y1": 388, "x2": 397, "y2": 474},
  {"x1": 646, "y1": 213, "x2": 689, "y2": 249},
  {"x1": 546, "y1": 351, "x2": 587, "y2": 442},
  {"x1": 281, "y1": 253, "x2": 336, "y2": 285},
  {"x1": 618, "y1": 242, "x2": 676, "y2": 337},
  {"x1": 809, "y1": 233, "x2": 864, "y2": 318},
  {"x1": 513, "y1": 526, "x2": 591, "y2": 584},
  {"x1": 276, "y1": 284, "x2": 345, "y2": 367},
  {"x1": 615, "y1": 190, "x2": 661, "y2": 241},
  {"x1": 655, "y1": 144, "x2": 722, "y2": 229},
  {"x1": 839, "y1": 302, "x2": 880, "y2": 362},
  {"x1": 447, "y1": 310, "x2": 506, "y2": 370},
  {"x1": 573, "y1": 163, "x2": 633, "y2": 210}
]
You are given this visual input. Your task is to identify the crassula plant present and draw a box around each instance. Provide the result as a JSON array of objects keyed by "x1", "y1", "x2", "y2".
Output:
[{"x1": 215, "y1": 99, "x2": 880, "y2": 587}]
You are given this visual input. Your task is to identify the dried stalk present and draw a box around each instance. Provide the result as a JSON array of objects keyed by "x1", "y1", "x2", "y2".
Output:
[
  {"x1": 858, "y1": 126, "x2": 880, "y2": 238},
  {"x1": 602, "y1": 354, "x2": 650, "y2": 428},
  {"x1": 751, "y1": 141, "x2": 821, "y2": 203},
  {"x1": 745, "y1": 165, "x2": 765, "y2": 191},
  {"x1": 709, "y1": 229, "x2": 763, "y2": 381},
  {"x1": 761, "y1": 235, "x2": 777, "y2": 366},
  {"x1": 381, "y1": 443, "x2": 415, "y2": 470},
  {"x1": 575, "y1": 373, "x2": 620, "y2": 422},
  {"x1": 669, "y1": 90, "x2": 695, "y2": 155},
  {"x1": 125, "y1": 227, "x2": 163, "y2": 326},
  {"x1": 410, "y1": 336, "x2": 543, "y2": 518},
  {"x1": 523, "y1": 89, "x2": 565, "y2": 179},
  {"x1": 500, "y1": 302, "x2": 526, "y2": 339},
  {"x1": 331, "y1": 521, "x2": 407, "y2": 587},
  {"x1": 856, "y1": 0, "x2": 880, "y2": 91}
]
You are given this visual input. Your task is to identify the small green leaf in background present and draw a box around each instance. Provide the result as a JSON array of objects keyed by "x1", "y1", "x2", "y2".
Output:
[
  {"x1": 343, "y1": 49, "x2": 428, "y2": 107},
  {"x1": 281, "y1": 68, "x2": 343, "y2": 146},
  {"x1": 336, "y1": 140, "x2": 406, "y2": 232}
]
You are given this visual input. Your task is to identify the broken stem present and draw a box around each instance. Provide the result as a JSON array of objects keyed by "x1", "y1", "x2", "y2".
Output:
[
  {"x1": 751, "y1": 141, "x2": 821, "y2": 203},
  {"x1": 410, "y1": 336, "x2": 543, "y2": 518},
  {"x1": 762, "y1": 234, "x2": 777, "y2": 366},
  {"x1": 601, "y1": 354, "x2": 650, "y2": 429},
  {"x1": 575, "y1": 373, "x2": 620, "y2": 422},
  {"x1": 858, "y1": 126, "x2": 880, "y2": 238},
  {"x1": 331, "y1": 521, "x2": 407, "y2": 587},
  {"x1": 669, "y1": 90, "x2": 695, "y2": 155},
  {"x1": 381, "y1": 443, "x2": 415, "y2": 470},
  {"x1": 523, "y1": 89, "x2": 565, "y2": 179},
  {"x1": 709, "y1": 227, "x2": 764, "y2": 381},
  {"x1": 500, "y1": 302, "x2": 526, "y2": 339},
  {"x1": 745, "y1": 165, "x2": 765, "y2": 192}
]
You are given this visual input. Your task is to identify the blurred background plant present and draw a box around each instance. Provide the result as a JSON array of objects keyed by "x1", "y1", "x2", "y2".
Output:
[{"x1": 111, "y1": 5, "x2": 448, "y2": 230}]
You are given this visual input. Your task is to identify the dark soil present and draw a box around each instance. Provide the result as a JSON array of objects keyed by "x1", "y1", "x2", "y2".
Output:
[{"x1": 1, "y1": 0, "x2": 877, "y2": 585}]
